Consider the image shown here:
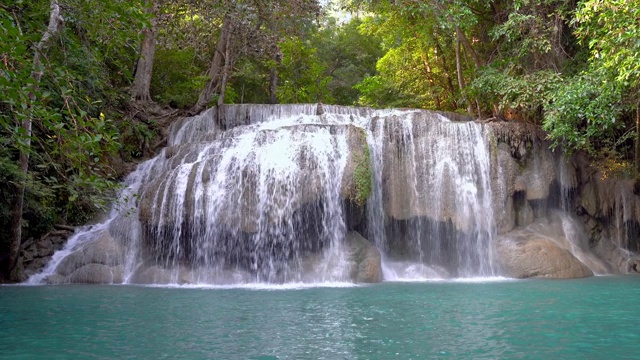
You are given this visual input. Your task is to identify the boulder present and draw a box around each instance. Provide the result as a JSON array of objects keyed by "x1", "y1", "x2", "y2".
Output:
[
  {"x1": 497, "y1": 233, "x2": 593, "y2": 279},
  {"x1": 36, "y1": 238, "x2": 54, "y2": 258},
  {"x1": 345, "y1": 232, "x2": 382, "y2": 283},
  {"x1": 627, "y1": 258, "x2": 640, "y2": 273},
  {"x1": 68, "y1": 264, "x2": 122, "y2": 284}
]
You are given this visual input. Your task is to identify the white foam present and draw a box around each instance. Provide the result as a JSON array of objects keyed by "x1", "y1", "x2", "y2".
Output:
[
  {"x1": 133, "y1": 282, "x2": 360, "y2": 290},
  {"x1": 383, "y1": 276, "x2": 515, "y2": 283}
]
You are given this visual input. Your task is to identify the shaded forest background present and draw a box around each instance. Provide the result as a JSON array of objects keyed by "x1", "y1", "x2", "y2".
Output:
[{"x1": 1, "y1": 0, "x2": 639, "y2": 280}]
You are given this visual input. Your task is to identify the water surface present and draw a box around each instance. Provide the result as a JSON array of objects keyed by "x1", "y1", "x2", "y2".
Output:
[{"x1": 2, "y1": 276, "x2": 639, "y2": 359}]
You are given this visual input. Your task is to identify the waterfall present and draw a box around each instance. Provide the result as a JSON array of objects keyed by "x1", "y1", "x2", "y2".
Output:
[
  {"x1": 367, "y1": 112, "x2": 497, "y2": 279},
  {"x1": 30, "y1": 105, "x2": 504, "y2": 285}
]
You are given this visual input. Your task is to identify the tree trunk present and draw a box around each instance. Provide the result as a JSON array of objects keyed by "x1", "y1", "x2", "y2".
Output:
[
  {"x1": 433, "y1": 1, "x2": 483, "y2": 69},
  {"x1": 269, "y1": 51, "x2": 282, "y2": 104},
  {"x1": 420, "y1": 51, "x2": 440, "y2": 109},
  {"x1": 455, "y1": 26, "x2": 482, "y2": 69},
  {"x1": 435, "y1": 41, "x2": 456, "y2": 109},
  {"x1": 454, "y1": 36, "x2": 473, "y2": 114},
  {"x1": 269, "y1": 68, "x2": 278, "y2": 104},
  {"x1": 130, "y1": 1, "x2": 157, "y2": 104},
  {"x1": 635, "y1": 102, "x2": 640, "y2": 173},
  {"x1": 8, "y1": 0, "x2": 64, "y2": 281},
  {"x1": 192, "y1": 16, "x2": 232, "y2": 115},
  {"x1": 216, "y1": 27, "x2": 235, "y2": 109}
]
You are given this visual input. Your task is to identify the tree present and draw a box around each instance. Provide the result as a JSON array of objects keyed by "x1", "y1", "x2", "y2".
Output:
[
  {"x1": 5, "y1": 0, "x2": 64, "y2": 281},
  {"x1": 537, "y1": 0, "x2": 640, "y2": 168},
  {"x1": 191, "y1": 0, "x2": 321, "y2": 115},
  {"x1": 313, "y1": 18, "x2": 383, "y2": 105},
  {"x1": 344, "y1": 0, "x2": 492, "y2": 112},
  {"x1": 573, "y1": 0, "x2": 640, "y2": 169},
  {"x1": 131, "y1": 0, "x2": 158, "y2": 103}
]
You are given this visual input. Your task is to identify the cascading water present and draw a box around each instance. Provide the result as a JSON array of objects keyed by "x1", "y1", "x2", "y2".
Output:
[
  {"x1": 367, "y1": 112, "x2": 497, "y2": 279},
  {"x1": 30, "y1": 104, "x2": 503, "y2": 285}
]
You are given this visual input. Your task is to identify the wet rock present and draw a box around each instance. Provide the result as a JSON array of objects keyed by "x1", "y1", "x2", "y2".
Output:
[
  {"x1": 43, "y1": 274, "x2": 66, "y2": 285},
  {"x1": 345, "y1": 232, "x2": 382, "y2": 283},
  {"x1": 138, "y1": 123, "x2": 373, "y2": 267},
  {"x1": 497, "y1": 233, "x2": 593, "y2": 279},
  {"x1": 22, "y1": 229, "x2": 73, "y2": 280},
  {"x1": 489, "y1": 127, "x2": 556, "y2": 233},
  {"x1": 580, "y1": 182, "x2": 598, "y2": 217},
  {"x1": 68, "y1": 264, "x2": 120, "y2": 284},
  {"x1": 36, "y1": 239, "x2": 53, "y2": 258}
]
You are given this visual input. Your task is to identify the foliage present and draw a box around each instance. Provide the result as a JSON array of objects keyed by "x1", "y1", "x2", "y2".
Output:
[
  {"x1": 540, "y1": 0, "x2": 640, "y2": 162},
  {"x1": 574, "y1": 0, "x2": 640, "y2": 87},
  {"x1": 227, "y1": 59, "x2": 271, "y2": 104},
  {"x1": 470, "y1": 68, "x2": 561, "y2": 121},
  {"x1": 0, "y1": 0, "x2": 147, "y2": 256},
  {"x1": 118, "y1": 120, "x2": 158, "y2": 160},
  {"x1": 542, "y1": 70, "x2": 628, "y2": 156},
  {"x1": 277, "y1": 37, "x2": 333, "y2": 103},
  {"x1": 355, "y1": 75, "x2": 407, "y2": 108},
  {"x1": 313, "y1": 18, "x2": 383, "y2": 105},
  {"x1": 151, "y1": 48, "x2": 208, "y2": 108}
]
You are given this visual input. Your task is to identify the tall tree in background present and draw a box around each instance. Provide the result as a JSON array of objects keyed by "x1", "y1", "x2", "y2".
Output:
[
  {"x1": 191, "y1": 0, "x2": 321, "y2": 114},
  {"x1": 6, "y1": 0, "x2": 64, "y2": 280},
  {"x1": 131, "y1": 0, "x2": 158, "y2": 103}
]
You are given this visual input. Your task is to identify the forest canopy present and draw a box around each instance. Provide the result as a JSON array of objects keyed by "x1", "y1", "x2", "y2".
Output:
[{"x1": 1, "y1": 0, "x2": 639, "y2": 280}]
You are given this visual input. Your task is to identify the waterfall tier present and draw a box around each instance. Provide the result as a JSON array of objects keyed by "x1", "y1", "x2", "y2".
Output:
[{"x1": 28, "y1": 105, "x2": 640, "y2": 285}]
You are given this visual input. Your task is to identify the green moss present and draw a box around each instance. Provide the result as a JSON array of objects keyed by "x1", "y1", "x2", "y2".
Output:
[{"x1": 353, "y1": 129, "x2": 372, "y2": 206}]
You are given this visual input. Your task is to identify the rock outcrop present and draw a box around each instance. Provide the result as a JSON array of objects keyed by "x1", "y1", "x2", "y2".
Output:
[
  {"x1": 345, "y1": 232, "x2": 382, "y2": 283},
  {"x1": 498, "y1": 235, "x2": 593, "y2": 279},
  {"x1": 20, "y1": 229, "x2": 72, "y2": 281}
]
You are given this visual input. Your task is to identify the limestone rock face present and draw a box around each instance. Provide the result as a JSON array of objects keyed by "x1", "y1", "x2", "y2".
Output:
[
  {"x1": 28, "y1": 106, "x2": 640, "y2": 285},
  {"x1": 497, "y1": 232, "x2": 593, "y2": 279},
  {"x1": 140, "y1": 124, "x2": 370, "y2": 233},
  {"x1": 487, "y1": 124, "x2": 557, "y2": 235},
  {"x1": 345, "y1": 232, "x2": 382, "y2": 283}
]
